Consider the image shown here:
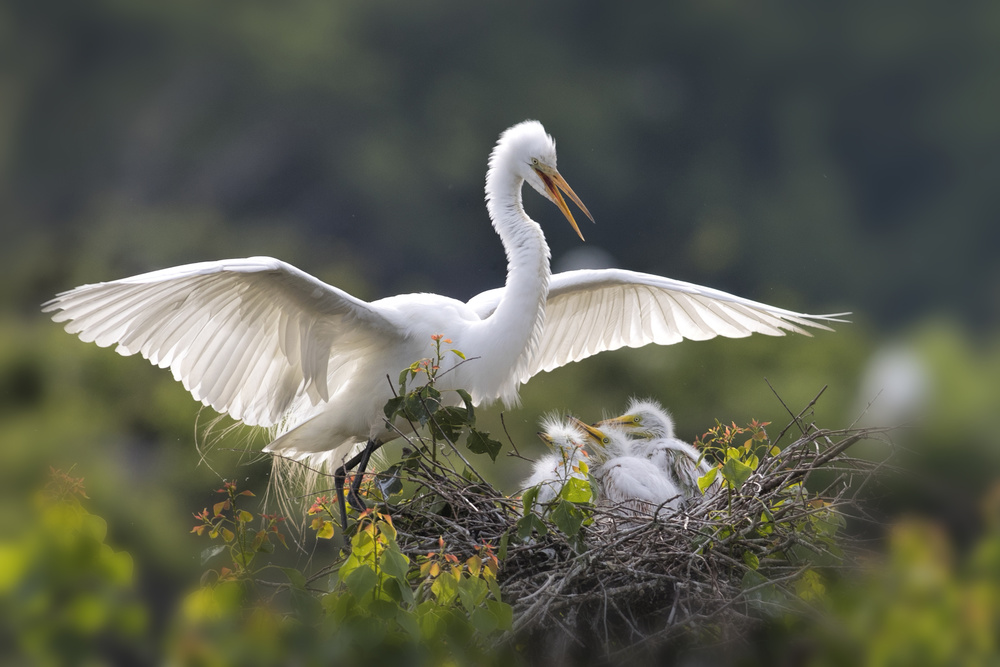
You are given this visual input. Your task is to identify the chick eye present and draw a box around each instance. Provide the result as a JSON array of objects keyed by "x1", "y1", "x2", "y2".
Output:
[{"x1": 633, "y1": 416, "x2": 641, "y2": 424}]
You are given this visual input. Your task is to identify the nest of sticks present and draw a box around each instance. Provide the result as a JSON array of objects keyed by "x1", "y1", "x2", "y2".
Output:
[{"x1": 374, "y1": 404, "x2": 892, "y2": 660}]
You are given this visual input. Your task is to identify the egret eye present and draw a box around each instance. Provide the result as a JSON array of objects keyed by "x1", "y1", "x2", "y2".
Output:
[
  {"x1": 531, "y1": 157, "x2": 540, "y2": 166},
  {"x1": 633, "y1": 416, "x2": 641, "y2": 424}
]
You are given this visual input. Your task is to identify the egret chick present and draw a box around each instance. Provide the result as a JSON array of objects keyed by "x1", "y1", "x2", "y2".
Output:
[
  {"x1": 598, "y1": 398, "x2": 715, "y2": 499},
  {"x1": 573, "y1": 419, "x2": 682, "y2": 515},
  {"x1": 521, "y1": 417, "x2": 591, "y2": 509}
]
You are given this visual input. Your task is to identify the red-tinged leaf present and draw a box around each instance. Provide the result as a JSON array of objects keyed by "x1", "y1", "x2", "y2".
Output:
[
  {"x1": 213, "y1": 500, "x2": 230, "y2": 517},
  {"x1": 239, "y1": 490, "x2": 255, "y2": 497},
  {"x1": 191, "y1": 525, "x2": 206, "y2": 535},
  {"x1": 274, "y1": 532, "x2": 288, "y2": 549}
]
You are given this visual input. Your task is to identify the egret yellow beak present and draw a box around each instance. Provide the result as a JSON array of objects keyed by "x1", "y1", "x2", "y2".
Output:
[
  {"x1": 534, "y1": 166, "x2": 593, "y2": 242},
  {"x1": 595, "y1": 414, "x2": 638, "y2": 429},
  {"x1": 569, "y1": 417, "x2": 609, "y2": 448},
  {"x1": 536, "y1": 431, "x2": 555, "y2": 448}
]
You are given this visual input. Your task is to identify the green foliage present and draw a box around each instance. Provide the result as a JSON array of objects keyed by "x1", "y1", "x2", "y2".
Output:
[
  {"x1": 518, "y1": 458, "x2": 595, "y2": 554},
  {"x1": 800, "y1": 512, "x2": 1000, "y2": 667},
  {"x1": 181, "y1": 492, "x2": 513, "y2": 665},
  {"x1": 693, "y1": 420, "x2": 848, "y2": 607},
  {"x1": 0, "y1": 469, "x2": 148, "y2": 665},
  {"x1": 191, "y1": 480, "x2": 288, "y2": 582},
  {"x1": 384, "y1": 335, "x2": 504, "y2": 465}
]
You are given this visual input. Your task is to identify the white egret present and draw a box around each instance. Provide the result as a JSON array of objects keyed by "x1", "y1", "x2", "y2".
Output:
[
  {"x1": 43, "y1": 120, "x2": 841, "y2": 526},
  {"x1": 597, "y1": 398, "x2": 716, "y2": 499},
  {"x1": 572, "y1": 419, "x2": 682, "y2": 515},
  {"x1": 520, "y1": 417, "x2": 590, "y2": 509}
]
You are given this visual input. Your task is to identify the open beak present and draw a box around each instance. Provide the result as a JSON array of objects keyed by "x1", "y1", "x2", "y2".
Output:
[
  {"x1": 569, "y1": 417, "x2": 608, "y2": 448},
  {"x1": 534, "y1": 166, "x2": 594, "y2": 242},
  {"x1": 536, "y1": 431, "x2": 554, "y2": 447}
]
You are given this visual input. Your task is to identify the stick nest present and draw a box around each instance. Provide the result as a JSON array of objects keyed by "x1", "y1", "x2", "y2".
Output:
[{"x1": 375, "y1": 413, "x2": 891, "y2": 660}]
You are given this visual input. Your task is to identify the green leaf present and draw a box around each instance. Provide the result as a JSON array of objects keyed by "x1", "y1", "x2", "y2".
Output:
[
  {"x1": 498, "y1": 531, "x2": 509, "y2": 561},
  {"x1": 742, "y1": 551, "x2": 760, "y2": 570},
  {"x1": 558, "y1": 476, "x2": 593, "y2": 504},
  {"x1": 430, "y1": 571, "x2": 458, "y2": 605},
  {"x1": 466, "y1": 429, "x2": 502, "y2": 461},
  {"x1": 380, "y1": 576, "x2": 410, "y2": 605},
  {"x1": 550, "y1": 500, "x2": 585, "y2": 538},
  {"x1": 343, "y1": 564, "x2": 378, "y2": 600},
  {"x1": 722, "y1": 457, "x2": 753, "y2": 490},
  {"x1": 521, "y1": 486, "x2": 540, "y2": 513},
  {"x1": 697, "y1": 467, "x2": 719, "y2": 494},
  {"x1": 450, "y1": 348, "x2": 467, "y2": 360},
  {"x1": 516, "y1": 513, "x2": 548, "y2": 540},
  {"x1": 395, "y1": 604, "x2": 421, "y2": 638},
  {"x1": 429, "y1": 406, "x2": 467, "y2": 441},
  {"x1": 455, "y1": 388, "x2": 475, "y2": 425},
  {"x1": 381, "y1": 547, "x2": 411, "y2": 581},
  {"x1": 470, "y1": 606, "x2": 499, "y2": 634},
  {"x1": 458, "y1": 575, "x2": 488, "y2": 612},
  {"x1": 486, "y1": 599, "x2": 513, "y2": 630},
  {"x1": 383, "y1": 395, "x2": 404, "y2": 421},
  {"x1": 281, "y1": 567, "x2": 307, "y2": 589}
]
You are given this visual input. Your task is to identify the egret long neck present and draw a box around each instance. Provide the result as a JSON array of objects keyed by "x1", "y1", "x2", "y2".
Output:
[{"x1": 481, "y1": 167, "x2": 550, "y2": 404}]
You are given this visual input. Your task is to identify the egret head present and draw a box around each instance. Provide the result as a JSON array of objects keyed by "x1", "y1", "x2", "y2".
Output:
[
  {"x1": 597, "y1": 398, "x2": 676, "y2": 440},
  {"x1": 536, "y1": 416, "x2": 588, "y2": 462},
  {"x1": 569, "y1": 417, "x2": 632, "y2": 461},
  {"x1": 489, "y1": 120, "x2": 593, "y2": 240}
]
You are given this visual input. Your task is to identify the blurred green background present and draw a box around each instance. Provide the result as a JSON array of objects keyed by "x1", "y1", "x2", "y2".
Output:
[{"x1": 2, "y1": 0, "x2": 999, "y2": 662}]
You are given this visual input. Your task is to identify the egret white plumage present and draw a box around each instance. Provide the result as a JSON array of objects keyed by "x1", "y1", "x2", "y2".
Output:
[
  {"x1": 597, "y1": 398, "x2": 716, "y2": 499},
  {"x1": 520, "y1": 417, "x2": 590, "y2": 509},
  {"x1": 43, "y1": 120, "x2": 841, "y2": 527},
  {"x1": 573, "y1": 419, "x2": 682, "y2": 515}
]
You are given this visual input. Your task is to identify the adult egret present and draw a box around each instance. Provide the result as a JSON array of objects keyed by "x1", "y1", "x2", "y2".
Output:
[
  {"x1": 520, "y1": 417, "x2": 590, "y2": 509},
  {"x1": 43, "y1": 120, "x2": 841, "y2": 527},
  {"x1": 597, "y1": 398, "x2": 715, "y2": 499},
  {"x1": 572, "y1": 419, "x2": 681, "y2": 515}
]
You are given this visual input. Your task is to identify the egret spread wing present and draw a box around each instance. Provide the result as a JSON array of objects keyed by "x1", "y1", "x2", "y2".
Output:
[
  {"x1": 514, "y1": 269, "x2": 845, "y2": 382},
  {"x1": 42, "y1": 257, "x2": 402, "y2": 427}
]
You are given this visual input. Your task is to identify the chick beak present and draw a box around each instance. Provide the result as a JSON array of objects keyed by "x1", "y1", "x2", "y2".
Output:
[
  {"x1": 595, "y1": 414, "x2": 637, "y2": 430},
  {"x1": 569, "y1": 417, "x2": 608, "y2": 448}
]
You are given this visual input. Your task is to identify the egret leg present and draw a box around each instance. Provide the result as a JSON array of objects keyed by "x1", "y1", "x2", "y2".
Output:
[{"x1": 333, "y1": 439, "x2": 383, "y2": 529}]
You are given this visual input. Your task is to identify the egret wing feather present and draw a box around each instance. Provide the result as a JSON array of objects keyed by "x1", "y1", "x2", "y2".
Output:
[
  {"x1": 513, "y1": 269, "x2": 844, "y2": 381},
  {"x1": 42, "y1": 256, "x2": 403, "y2": 427}
]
